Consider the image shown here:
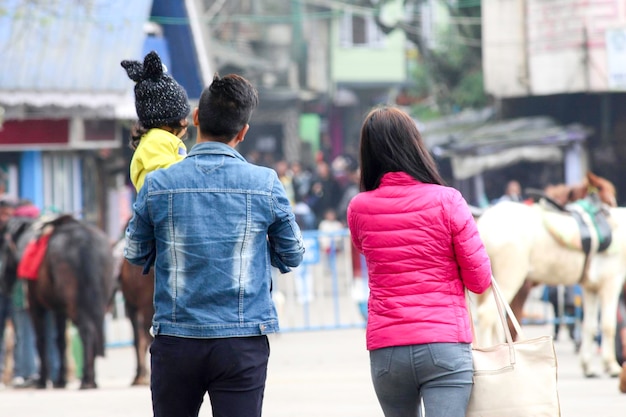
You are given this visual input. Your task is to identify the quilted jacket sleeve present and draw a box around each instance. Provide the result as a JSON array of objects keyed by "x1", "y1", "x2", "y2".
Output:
[
  {"x1": 347, "y1": 202, "x2": 362, "y2": 253},
  {"x1": 449, "y1": 191, "x2": 492, "y2": 294}
]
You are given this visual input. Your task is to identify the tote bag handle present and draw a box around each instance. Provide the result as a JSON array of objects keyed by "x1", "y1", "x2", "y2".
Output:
[{"x1": 468, "y1": 277, "x2": 526, "y2": 349}]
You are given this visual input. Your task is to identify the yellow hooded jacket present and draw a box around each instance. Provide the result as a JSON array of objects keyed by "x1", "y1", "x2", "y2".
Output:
[{"x1": 130, "y1": 128, "x2": 187, "y2": 191}]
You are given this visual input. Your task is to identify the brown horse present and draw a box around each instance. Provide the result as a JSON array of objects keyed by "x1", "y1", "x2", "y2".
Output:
[
  {"x1": 13, "y1": 215, "x2": 116, "y2": 389},
  {"x1": 113, "y1": 233, "x2": 154, "y2": 386}
]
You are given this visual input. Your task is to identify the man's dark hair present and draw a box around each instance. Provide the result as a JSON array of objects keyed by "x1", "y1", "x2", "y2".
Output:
[{"x1": 197, "y1": 73, "x2": 259, "y2": 143}]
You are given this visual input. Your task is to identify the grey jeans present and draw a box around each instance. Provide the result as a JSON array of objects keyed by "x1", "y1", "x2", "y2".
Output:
[{"x1": 370, "y1": 343, "x2": 473, "y2": 417}]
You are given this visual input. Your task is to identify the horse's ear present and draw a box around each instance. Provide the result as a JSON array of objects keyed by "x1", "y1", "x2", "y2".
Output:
[
  {"x1": 587, "y1": 171, "x2": 614, "y2": 192},
  {"x1": 586, "y1": 171, "x2": 618, "y2": 206},
  {"x1": 587, "y1": 171, "x2": 600, "y2": 187}
]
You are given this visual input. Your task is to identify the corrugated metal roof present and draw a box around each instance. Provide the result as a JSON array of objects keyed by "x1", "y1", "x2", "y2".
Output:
[
  {"x1": 0, "y1": 0, "x2": 152, "y2": 108},
  {"x1": 422, "y1": 109, "x2": 592, "y2": 180}
]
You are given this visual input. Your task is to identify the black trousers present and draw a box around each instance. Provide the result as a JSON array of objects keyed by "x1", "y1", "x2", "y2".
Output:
[{"x1": 150, "y1": 335, "x2": 270, "y2": 417}]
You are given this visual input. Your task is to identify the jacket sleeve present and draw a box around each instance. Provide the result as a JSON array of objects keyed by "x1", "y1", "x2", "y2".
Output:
[
  {"x1": 449, "y1": 191, "x2": 492, "y2": 294},
  {"x1": 268, "y1": 172, "x2": 305, "y2": 273},
  {"x1": 124, "y1": 185, "x2": 156, "y2": 270},
  {"x1": 347, "y1": 203, "x2": 362, "y2": 253}
]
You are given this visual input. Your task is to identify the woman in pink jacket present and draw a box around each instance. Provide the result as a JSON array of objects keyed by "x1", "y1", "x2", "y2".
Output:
[{"x1": 347, "y1": 107, "x2": 492, "y2": 417}]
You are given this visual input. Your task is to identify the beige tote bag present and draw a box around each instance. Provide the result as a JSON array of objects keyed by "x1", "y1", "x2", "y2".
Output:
[{"x1": 466, "y1": 279, "x2": 561, "y2": 417}]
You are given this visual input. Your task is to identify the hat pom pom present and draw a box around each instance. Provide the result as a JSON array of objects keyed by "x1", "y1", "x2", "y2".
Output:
[
  {"x1": 143, "y1": 51, "x2": 164, "y2": 81},
  {"x1": 121, "y1": 60, "x2": 143, "y2": 82}
]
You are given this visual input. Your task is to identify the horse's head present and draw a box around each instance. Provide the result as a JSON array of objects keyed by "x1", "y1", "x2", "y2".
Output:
[
  {"x1": 544, "y1": 172, "x2": 617, "y2": 208},
  {"x1": 585, "y1": 171, "x2": 617, "y2": 207}
]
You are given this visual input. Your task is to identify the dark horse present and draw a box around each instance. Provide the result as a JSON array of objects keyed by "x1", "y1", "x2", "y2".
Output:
[
  {"x1": 114, "y1": 233, "x2": 154, "y2": 386},
  {"x1": 10, "y1": 214, "x2": 116, "y2": 389}
]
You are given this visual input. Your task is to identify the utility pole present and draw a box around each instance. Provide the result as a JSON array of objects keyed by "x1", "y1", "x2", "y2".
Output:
[
  {"x1": 291, "y1": 0, "x2": 306, "y2": 88},
  {"x1": 582, "y1": 26, "x2": 590, "y2": 91}
]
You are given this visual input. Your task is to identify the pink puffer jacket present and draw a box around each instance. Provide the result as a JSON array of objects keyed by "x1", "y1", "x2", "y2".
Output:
[{"x1": 347, "y1": 172, "x2": 492, "y2": 350}]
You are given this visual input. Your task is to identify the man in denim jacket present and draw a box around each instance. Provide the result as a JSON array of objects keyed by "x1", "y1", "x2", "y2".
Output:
[{"x1": 125, "y1": 73, "x2": 305, "y2": 417}]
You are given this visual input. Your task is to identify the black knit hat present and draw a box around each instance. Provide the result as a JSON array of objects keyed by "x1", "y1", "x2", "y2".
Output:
[{"x1": 121, "y1": 51, "x2": 191, "y2": 129}]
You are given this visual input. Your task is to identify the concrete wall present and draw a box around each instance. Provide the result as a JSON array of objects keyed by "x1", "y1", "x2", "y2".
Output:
[
  {"x1": 483, "y1": 0, "x2": 529, "y2": 97},
  {"x1": 483, "y1": 0, "x2": 626, "y2": 97}
]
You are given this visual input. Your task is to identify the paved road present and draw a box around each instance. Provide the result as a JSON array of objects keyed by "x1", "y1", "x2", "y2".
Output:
[{"x1": 0, "y1": 325, "x2": 625, "y2": 416}]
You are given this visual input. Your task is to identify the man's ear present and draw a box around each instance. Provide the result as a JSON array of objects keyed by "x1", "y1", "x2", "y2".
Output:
[
  {"x1": 235, "y1": 124, "x2": 250, "y2": 144},
  {"x1": 193, "y1": 108, "x2": 200, "y2": 126}
]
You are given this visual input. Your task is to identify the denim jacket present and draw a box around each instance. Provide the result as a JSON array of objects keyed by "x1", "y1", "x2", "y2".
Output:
[{"x1": 124, "y1": 142, "x2": 305, "y2": 338}]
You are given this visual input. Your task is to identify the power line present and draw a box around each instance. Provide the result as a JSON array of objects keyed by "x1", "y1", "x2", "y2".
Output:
[{"x1": 1, "y1": 1, "x2": 483, "y2": 26}]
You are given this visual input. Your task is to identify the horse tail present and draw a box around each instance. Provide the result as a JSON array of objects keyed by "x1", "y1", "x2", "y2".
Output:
[{"x1": 109, "y1": 237, "x2": 126, "y2": 305}]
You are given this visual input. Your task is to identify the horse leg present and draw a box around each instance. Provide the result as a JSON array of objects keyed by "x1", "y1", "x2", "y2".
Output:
[
  {"x1": 475, "y1": 291, "x2": 503, "y2": 346},
  {"x1": 508, "y1": 280, "x2": 535, "y2": 341},
  {"x1": 26, "y1": 281, "x2": 50, "y2": 390},
  {"x1": 0, "y1": 293, "x2": 11, "y2": 386},
  {"x1": 544, "y1": 286, "x2": 561, "y2": 340},
  {"x1": 476, "y1": 270, "x2": 530, "y2": 346},
  {"x1": 599, "y1": 280, "x2": 623, "y2": 377},
  {"x1": 138, "y1": 325, "x2": 152, "y2": 386},
  {"x1": 29, "y1": 304, "x2": 48, "y2": 388},
  {"x1": 121, "y1": 259, "x2": 154, "y2": 386},
  {"x1": 579, "y1": 288, "x2": 601, "y2": 378},
  {"x1": 127, "y1": 303, "x2": 146, "y2": 386},
  {"x1": 52, "y1": 312, "x2": 67, "y2": 388},
  {"x1": 77, "y1": 320, "x2": 99, "y2": 389},
  {"x1": 140, "y1": 298, "x2": 155, "y2": 380}
]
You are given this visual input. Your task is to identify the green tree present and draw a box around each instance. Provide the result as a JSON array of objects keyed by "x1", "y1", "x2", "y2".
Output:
[{"x1": 348, "y1": 0, "x2": 487, "y2": 114}]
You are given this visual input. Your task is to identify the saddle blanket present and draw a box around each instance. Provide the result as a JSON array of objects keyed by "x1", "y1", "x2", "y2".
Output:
[
  {"x1": 17, "y1": 234, "x2": 50, "y2": 280},
  {"x1": 541, "y1": 200, "x2": 614, "y2": 254}
]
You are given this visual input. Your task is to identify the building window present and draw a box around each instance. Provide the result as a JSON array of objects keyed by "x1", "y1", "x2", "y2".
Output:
[
  {"x1": 42, "y1": 153, "x2": 82, "y2": 216},
  {"x1": 340, "y1": 13, "x2": 385, "y2": 47}
]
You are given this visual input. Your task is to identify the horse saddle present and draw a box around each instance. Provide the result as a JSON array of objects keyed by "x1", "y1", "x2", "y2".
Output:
[
  {"x1": 541, "y1": 196, "x2": 614, "y2": 255},
  {"x1": 32, "y1": 213, "x2": 76, "y2": 232},
  {"x1": 16, "y1": 214, "x2": 77, "y2": 281}
]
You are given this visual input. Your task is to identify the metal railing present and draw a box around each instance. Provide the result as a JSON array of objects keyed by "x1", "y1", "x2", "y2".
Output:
[{"x1": 105, "y1": 228, "x2": 367, "y2": 347}]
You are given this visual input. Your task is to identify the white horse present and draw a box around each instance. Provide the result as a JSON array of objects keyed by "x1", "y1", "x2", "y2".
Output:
[{"x1": 475, "y1": 200, "x2": 626, "y2": 377}]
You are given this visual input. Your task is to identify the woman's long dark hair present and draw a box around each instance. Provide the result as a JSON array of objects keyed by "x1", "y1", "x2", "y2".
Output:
[{"x1": 359, "y1": 106, "x2": 445, "y2": 191}]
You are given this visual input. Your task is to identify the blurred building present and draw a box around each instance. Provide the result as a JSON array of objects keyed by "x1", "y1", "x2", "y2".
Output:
[
  {"x1": 0, "y1": 0, "x2": 413, "y2": 234},
  {"x1": 194, "y1": 0, "x2": 409, "y2": 168},
  {"x1": 482, "y1": 0, "x2": 626, "y2": 204},
  {"x1": 0, "y1": 0, "x2": 156, "y2": 235}
]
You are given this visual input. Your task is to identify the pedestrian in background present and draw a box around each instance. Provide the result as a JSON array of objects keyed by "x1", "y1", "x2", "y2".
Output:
[
  {"x1": 125, "y1": 73, "x2": 305, "y2": 417},
  {"x1": 10, "y1": 200, "x2": 40, "y2": 388},
  {"x1": 308, "y1": 160, "x2": 342, "y2": 227},
  {"x1": 495, "y1": 179, "x2": 523, "y2": 203},
  {"x1": 290, "y1": 161, "x2": 313, "y2": 204},
  {"x1": 274, "y1": 160, "x2": 295, "y2": 206},
  {"x1": 318, "y1": 208, "x2": 343, "y2": 255},
  {"x1": 0, "y1": 199, "x2": 16, "y2": 388},
  {"x1": 121, "y1": 50, "x2": 191, "y2": 192},
  {"x1": 347, "y1": 106, "x2": 492, "y2": 417}
]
